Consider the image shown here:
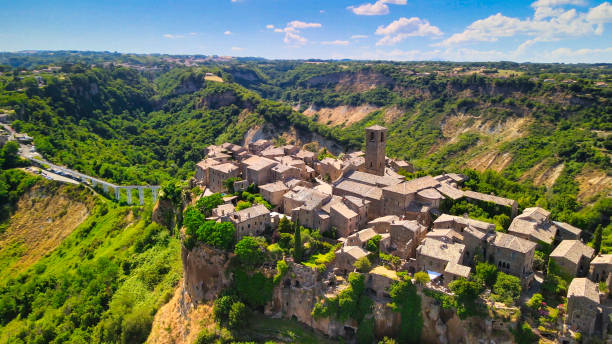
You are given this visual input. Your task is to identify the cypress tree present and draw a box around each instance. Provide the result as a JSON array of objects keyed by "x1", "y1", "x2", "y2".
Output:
[
  {"x1": 593, "y1": 224, "x2": 603, "y2": 254},
  {"x1": 293, "y1": 219, "x2": 302, "y2": 263}
]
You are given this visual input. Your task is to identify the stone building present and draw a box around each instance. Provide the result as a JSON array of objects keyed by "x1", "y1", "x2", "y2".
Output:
[
  {"x1": 463, "y1": 190, "x2": 519, "y2": 218},
  {"x1": 487, "y1": 232, "x2": 536, "y2": 287},
  {"x1": 294, "y1": 149, "x2": 316, "y2": 165},
  {"x1": 248, "y1": 139, "x2": 272, "y2": 154},
  {"x1": 334, "y1": 179, "x2": 384, "y2": 220},
  {"x1": 335, "y1": 245, "x2": 370, "y2": 273},
  {"x1": 272, "y1": 164, "x2": 301, "y2": 182},
  {"x1": 212, "y1": 203, "x2": 235, "y2": 218},
  {"x1": 317, "y1": 157, "x2": 343, "y2": 182},
  {"x1": 565, "y1": 277, "x2": 601, "y2": 336},
  {"x1": 258, "y1": 181, "x2": 289, "y2": 212},
  {"x1": 550, "y1": 240, "x2": 594, "y2": 277},
  {"x1": 443, "y1": 262, "x2": 471, "y2": 286},
  {"x1": 366, "y1": 266, "x2": 398, "y2": 298},
  {"x1": 553, "y1": 221, "x2": 582, "y2": 241},
  {"x1": 208, "y1": 162, "x2": 240, "y2": 193},
  {"x1": 382, "y1": 176, "x2": 440, "y2": 222},
  {"x1": 241, "y1": 155, "x2": 278, "y2": 186},
  {"x1": 330, "y1": 202, "x2": 360, "y2": 238},
  {"x1": 590, "y1": 254, "x2": 612, "y2": 283},
  {"x1": 363, "y1": 125, "x2": 387, "y2": 176},
  {"x1": 194, "y1": 158, "x2": 220, "y2": 186},
  {"x1": 389, "y1": 220, "x2": 427, "y2": 259},
  {"x1": 508, "y1": 207, "x2": 557, "y2": 247},
  {"x1": 368, "y1": 215, "x2": 400, "y2": 233},
  {"x1": 227, "y1": 204, "x2": 271, "y2": 240},
  {"x1": 346, "y1": 227, "x2": 378, "y2": 248},
  {"x1": 416, "y1": 238, "x2": 465, "y2": 276},
  {"x1": 433, "y1": 214, "x2": 496, "y2": 234}
]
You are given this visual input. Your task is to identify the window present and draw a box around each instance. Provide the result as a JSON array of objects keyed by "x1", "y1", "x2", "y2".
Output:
[
  {"x1": 370, "y1": 132, "x2": 375, "y2": 141},
  {"x1": 381, "y1": 133, "x2": 384, "y2": 142}
]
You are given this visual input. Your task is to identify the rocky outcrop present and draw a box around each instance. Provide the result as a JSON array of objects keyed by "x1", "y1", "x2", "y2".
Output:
[
  {"x1": 152, "y1": 198, "x2": 175, "y2": 229},
  {"x1": 182, "y1": 244, "x2": 233, "y2": 304}
]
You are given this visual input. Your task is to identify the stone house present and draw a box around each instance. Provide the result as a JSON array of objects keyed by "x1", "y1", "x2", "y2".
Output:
[
  {"x1": 346, "y1": 227, "x2": 378, "y2": 248},
  {"x1": 248, "y1": 139, "x2": 272, "y2": 154},
  {"x1": 344, "y1": 170, "x2": 401, "y2": 188},
  {"x1": 463, "y1": 190, "x2": 518, "y2": 218},
  {"x1": 207, "y1": 150, "x2": 231, "y2": 162},
  {"x1": 282, "y1": 145, "x2": 300, "y2": 156},
  {"x1": 426, "y1": 229, "x2": 464, "y2": 244},
  {"x1": 335, "y1": 245, "x2": 370, "y2": 274},
  {"x1": 272, "y1": 164, "x2": 301, "y2": 182},
  {"x1": 241, "y1": 155, "x2": 277, "y2": 186},
  {"x1": 343, "y1": 196, "x2": 369, "y2": 229},
  {"x1": 553, "y1": 221, "x2": 582, "y2": 241},
  {"x1": 462, "y1": 225, "x2": 489, "y2": 266},
  {"x1": 282, "y1": 186, "x2": 330, "y2": 216},
  {"x1": 208, "y1": 162, "x2": 240, "y2": 193},
  {"x1": 366, "y1": 266, "x2": 398, "y2": 298},
  {"x1": 317, "y1": 157, "x2": 343, "y2": 182},
  {"x1": 212, "y1": 203, "x2": 236, "y2": 218},
  {"x1": 227, "y1": 204, "x2": 271, "y2": 240},
  {"x1": 382, "y1": 176, "x2": 440, "y2": 217},
  {"x1": 443, "y1": 262, "x2": 471, "y2": 286},
  {"x1": 261, "y1": 146, "x2": 285, "y2": 159},
  {"x1": 433, "y1": 214, "x2": 496, "y2": 234},
  {"x1": 330, "y1": 202, "x2": 360, "y2": 238},
  {"x1": 334, "y1": 179, "x2": 383, "y2": 220},
  {"x1": 565, "y1": 278, "x2": 601, "y2": 336},
  {"x1": 294, "y1": 150, "x2": 316, "y2": 166},
  {"x1": 388, "y1": 159, "x2": 414, "y2": 173},
  {"x1": 389, "y1": 220, "x2": 427, "y2": 259},
  {"x1": 368, "y1": 215, "x2": 400, "y2": 233},
  {"x1": 508, "y1": 207, "x2": 557, "y2": 247},
  {"x1": 487, "y1": 232, "x2": 536, "y2": 287},
  {"x1": 194, "y1": 158, "x2": 220, "y2": 186},
  {"x1": 590, "y1": 254, "x2": 612, "y2": 284},
  {"x1": 258, "y1": 181, "x2": 289, "y2": 212},
  {"x1": 416, "y1": 238, "x2": 465, "y2": 276},
  {"x1": 550, "y1": 240, "x2": 594, "y2": 277}
]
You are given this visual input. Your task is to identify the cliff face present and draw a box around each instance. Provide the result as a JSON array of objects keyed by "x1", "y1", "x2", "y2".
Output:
[{"x1": 181, "y1": 243, "x2": 233, "y2": 304}]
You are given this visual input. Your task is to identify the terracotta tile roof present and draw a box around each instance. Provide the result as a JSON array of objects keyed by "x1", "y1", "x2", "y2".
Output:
[
  {"x1": 444, "y1": 262, "x2": 471, "y2": 278},
  {"x1": 345, "y1": 170, "x2": 401, "y2": 187},
  {"x1": 230, "y1": 204, "x2": 270, "y2": 223},
  {"x1": 464, "y1": 190, "x2": 517, "y2": 208},
  {"x1": 210, "y1": 162, "x2": 239, "y2": 174},
  {"x1": 591, "y1": 254, "x2": 612, "y2": 266},
  {"x1": 331, "y1": 202, "x2": 358, "y2": 219},
  {"x1": 366, "y1": 124, "x2": 387, "y2": 131},
  {"x1": 383, "y1": 176, "x2": 440, "y2": 195},
  {"x1": 259, "y1": 181, "x2": 289, "y2": 193}
]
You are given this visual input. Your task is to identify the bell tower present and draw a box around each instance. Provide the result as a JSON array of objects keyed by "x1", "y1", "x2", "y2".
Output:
[{"x1": 364, "y1": 125, "x2": 387, "y2": 176}]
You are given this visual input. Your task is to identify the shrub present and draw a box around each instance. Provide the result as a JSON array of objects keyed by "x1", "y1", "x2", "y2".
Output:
[
  {"x1": 213, "y1": 295, "x2": 236, "y2": 323},
  {"x1": 526, "y1": 293, "x2": 544, "y2": 313},
  {"x1": 233, "y1": 270, "x2": 274, "y2": 308},
  {"x1": 228, "y1": 301, "x2": 247, "y2": 329},
  {"x1": 366, "y1": 235, "x2": 382, "y2": 253},
  {"x1": 414, "y1": 271, "x2": 430, "y2": 285},
  {"x1": 449, "y1": 278, "x2": 482, "y2": 319},
  {"x1": 512, "y1": 321, "x2": 539, "y2": 344},
  {"x1": 356, "y1": 317, "x2": 375, "y2": 344},
  {"x1": 273, "y1": 260, "x2": 289, "y2": 285},
  {"x1": 196, "y1": 193, "x2": 224, "y2": 216}
]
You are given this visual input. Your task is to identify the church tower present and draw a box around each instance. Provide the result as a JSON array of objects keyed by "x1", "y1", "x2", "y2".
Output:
[{"x1": 364, "y1": 125, "x2": 387, "y2": 176}]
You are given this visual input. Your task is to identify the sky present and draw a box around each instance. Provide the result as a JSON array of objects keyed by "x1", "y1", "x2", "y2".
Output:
[{"x1": 1, "y1": 0, "x2": 611, "y2": 63}]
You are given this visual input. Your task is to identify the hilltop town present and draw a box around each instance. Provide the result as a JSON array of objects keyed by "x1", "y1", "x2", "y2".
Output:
[{"x1": 186, "y1": 125, "x2": 611, "y2": 343}]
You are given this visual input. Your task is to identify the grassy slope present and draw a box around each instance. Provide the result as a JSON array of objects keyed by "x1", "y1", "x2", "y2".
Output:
[{"x1": 0, "y1": 183, "x2": 181, "y2": 344}]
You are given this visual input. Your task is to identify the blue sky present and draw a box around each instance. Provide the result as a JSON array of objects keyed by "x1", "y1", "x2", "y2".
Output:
[{"x1": 1, "y1": 0, "x2": 611, "y2": 62}]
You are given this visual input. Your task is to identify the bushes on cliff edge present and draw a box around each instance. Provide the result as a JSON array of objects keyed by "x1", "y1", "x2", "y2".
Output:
[{"x1": 388, "y1": 276, "x2": 423, "y2": 344}]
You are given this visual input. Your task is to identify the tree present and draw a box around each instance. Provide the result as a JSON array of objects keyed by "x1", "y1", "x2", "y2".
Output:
[
  {"x1": 449, "y1": 278, "x2": 482, "y2": 319},
  {"x1": 183, "y1": 206, "x2": 204, "y2": 236},
  {"x1": 223, "y1": 177, "x2": 241, "y2": 193},
  {"x1": 235, "y1": 200, "x2": 251, "y2": 211},
  {"x1": 293, "y1": 221, "x2": 303, "y2": 263},
  {"x1": 196, "y1": 193, "x2": 224, "y2": 217},
  {"x1": 354, "y1": 256, "x2": 372, "y2": 273},
  {"x1": 278, "y1": 216, "x2": 292, "y2": 233},
  {"x1": 414, "y1": 271, "x2": 430, "y2": 285},
  {"x1": 389, "y1": 277, "x2": 423, "y2": 343},
  {"x1": 234, "y1": 236, "x2": 264, "y2": 267},
  {"x1": 228, "y1": 301, "x2": 247, "y2": 329},
  {"x1": 366, "y1": 234, "x2": 382, "y2": 253},
  {"x1": 493, "y1": 272, "x2": 521, "y2": 305},
  {"x1": 593, "y1": 224, "x2": 603, "y2": 254},
  {"x1": 526, "y1": 293, "x2": 544, "y2": 313},
  {"x1": 475, "y1": 262, "x2": 498, "y2": 288}
]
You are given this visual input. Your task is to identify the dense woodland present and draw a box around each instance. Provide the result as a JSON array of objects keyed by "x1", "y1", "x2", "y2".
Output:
[{"x1": 0, "y1": 52, "x2": 610, "y2": 343}]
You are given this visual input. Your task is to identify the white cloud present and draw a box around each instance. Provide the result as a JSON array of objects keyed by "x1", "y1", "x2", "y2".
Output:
[
  {"x1": 321, "y1": 40, "x2": 350, "y2": 45},
  {"x1": 375, "y1": 17, "x2": 442, "y2": 45},
  {"x1": 351, "y1": 34, "x2": 369, "y2": 39},
  {"x1": 224, "y1": 30, "x2": 232, "y2": 35},
  {"x1": 348, "y1": 0, "x2": 407, "y2": 16},
  {"x1": 231, "y1": 47, "x2": 244, "y2": 51},
  {"x1": 438, "y1": 1, "x2": 612, "y2": 47},
  {"x1": 266, "y1": 24, "x2": 275, "y2": 29},
  {"x1": 273, "y1": 20, "x2": 322, "y2": 46},
  {"x1": 163, "y1": 33, "x2": 184, "y2": 39}
]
